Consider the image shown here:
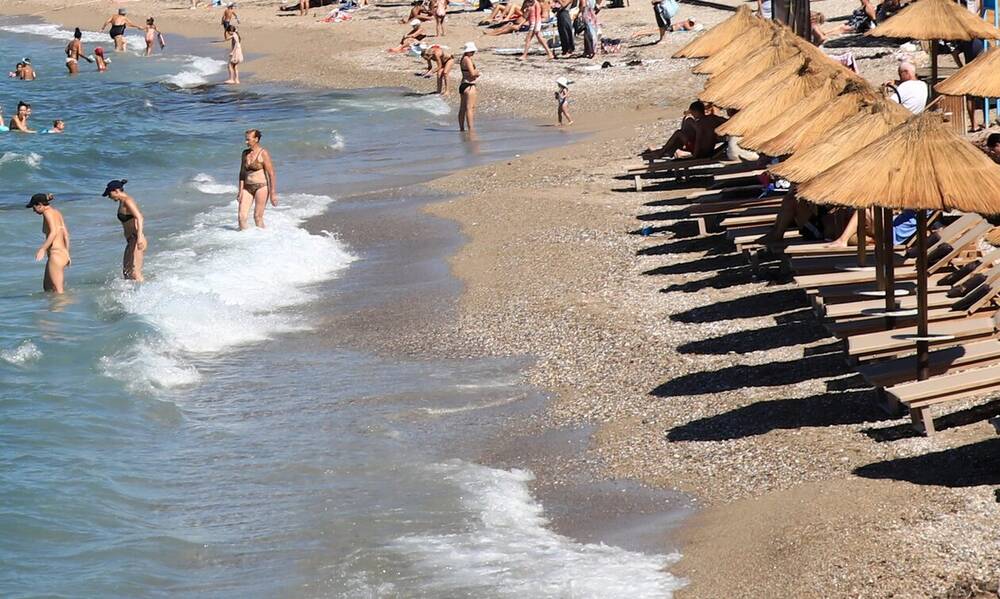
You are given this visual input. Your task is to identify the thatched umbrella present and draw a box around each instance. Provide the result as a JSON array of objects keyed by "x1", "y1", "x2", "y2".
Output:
[
  {"x1": 742, "y1": 83, "x2": 885, "y2": 155},
  {"x1": 674, "y1": 5, "x2": 759, "y2": 59},
  {"x1": 699, "y1": 38, "x2": 802, "y2": 106},
  {"x1": 867, "y1": 0, "x2": 1000, "y2": 91},
  {"x1": 717, "y1": 63, "x2": 849, "y2": 137},
  {"x1": 935, "y1": 44, "x2": 1000, "y2": 97},
  {"x1": 798, "y1": 112, "x2": 1000, "y2": 380},
  {"x1": 691, "y1": 21, "x2": 777, "y2": 76},
  {"x1": 710, "y1": 53, "x2": 813, "y2": 111}
]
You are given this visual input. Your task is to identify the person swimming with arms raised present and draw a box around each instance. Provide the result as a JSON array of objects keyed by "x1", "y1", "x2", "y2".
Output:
[
  {"x1": 10, "y1": 101, "x2": 35, "y2": 133},
  {"x1": 237, "y1": 129, "x2": 278, "y2": 229},
  {"x1": 27, "y1": 193, "x2": 70, "y2": 294},
  {"x1": 103, "y1": 180, "x2": 148, "y2": 282}
]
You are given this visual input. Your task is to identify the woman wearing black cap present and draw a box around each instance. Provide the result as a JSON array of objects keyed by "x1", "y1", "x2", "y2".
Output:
[
  {"x1": 27, "y1": 193, "x2": 70, "y2": 294},
  {"x1": 103, "y1": 180, "x2": 147, "y2": 282}
]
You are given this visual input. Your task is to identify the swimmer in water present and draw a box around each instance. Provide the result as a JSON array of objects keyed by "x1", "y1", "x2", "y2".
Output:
[
  {"x1": 49, "y1": 120, "x2": 65, "y2": 133},
  {"x1": 27, "y1": 193, "x2": 70, "y2": 294},
  {"x1": 102, "y1": 8, "x2": 142, "y2": 52},
  {"x1": 0, "y1": 106, "x2": 8, "y2": 132},
  {"x1": 17, "y1": 58, "x2": 36, "y2": 80},
  {"x1": 10, "y1": 101, "x2": 35, "y2": 133},
  {"x1": 94, "y1": 47, "x2": 109, "y2": 72},
  {"x1": 103, "y1": 180, "x2": 147, "y2": 282},
  {"x1": 237, "y1": 129, "x2": 278, "y2": 230},
  {"x1": 420, "y1": 43, "x2": 455, "y2": 95},
  {"x1": 143, "y1": 17, "x2": 167, "y2": 56}
]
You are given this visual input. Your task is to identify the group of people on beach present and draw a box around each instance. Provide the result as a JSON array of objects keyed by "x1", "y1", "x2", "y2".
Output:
[{"x1": 24, "y1": 129, "x2": 277, "y2": 295}]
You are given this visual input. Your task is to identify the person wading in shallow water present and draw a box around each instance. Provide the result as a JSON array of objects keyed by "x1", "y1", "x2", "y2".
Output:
[
  {"x1": 27, "y1": 193, "x2": 70, "y2": 294},
  {"x1": 237, "y1": 129, "x2": 278, "y2": 230},
  {"x1": 102, "y1": 180, "x2": 148, "y2": 282},
  {"x1": 458, "y1": 42, "x2": 479, "y2": 132},
  {"x1": 102, "y1": 8, "x2": 143, "y2": 52}
]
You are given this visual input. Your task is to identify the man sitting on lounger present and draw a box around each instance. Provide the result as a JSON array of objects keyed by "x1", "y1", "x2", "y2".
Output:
[
  {"x1": 642, "y1": 101, "x2": 727, "y2": 161},
  {"x1": 884, "y1": 62, "x2": 928, "y2": 114}
]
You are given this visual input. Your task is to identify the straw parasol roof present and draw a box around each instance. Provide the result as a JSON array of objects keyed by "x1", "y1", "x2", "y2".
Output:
[
  {"x1": 716, "y1": 62, "x2": 845, "y2": 136},
  {"x1": 867, "y1": 0, "x2": 1000, "y2": 40},
  {"x1": 935, "y1": 46, "x2": 1000, "y2": 96},
  {"x1": 797, "y1": 112, "x2": 1000, "y2": 213},
  {"x1": 711, "y1": 53, "x2": 811, "y2": 110},
  {"x1": 691, "y1": 22, "x2": 777, "y2": 75},
  {"x1": 737, "y1": 80, "x2": 864, "y2": 152},
  {"x1": 673, "y1": 5, "x2": 760, "y2": 59},
  {"x1": 699, "y1": 38, "x2": 801, "y2": 105},
  {"x1": 745, "y1": 84, "x2": 900, "y2": 155},
  {"x1": 770, "y1": 103, "x2": 910, "y2": 183}
]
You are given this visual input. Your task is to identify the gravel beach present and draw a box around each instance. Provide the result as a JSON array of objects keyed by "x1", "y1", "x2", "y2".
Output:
[{"x1": 7, "y1": 0, "x2": 1000, "y2": 596}]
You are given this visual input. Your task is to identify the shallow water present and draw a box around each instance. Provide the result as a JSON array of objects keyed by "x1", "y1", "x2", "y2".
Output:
[{"x1": 0, "y1": 19, "x2": 685, "y2": 598}]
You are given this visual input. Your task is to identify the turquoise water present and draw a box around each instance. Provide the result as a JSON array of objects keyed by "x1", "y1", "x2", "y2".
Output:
[{"x1": 0, "y1": 19, "x2": 684, "y2": 598}]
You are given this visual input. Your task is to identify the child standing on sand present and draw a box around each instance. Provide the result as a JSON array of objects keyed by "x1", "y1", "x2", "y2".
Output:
[{"x1": 555, "y1": 77, "x2": 573, "y2": 125}]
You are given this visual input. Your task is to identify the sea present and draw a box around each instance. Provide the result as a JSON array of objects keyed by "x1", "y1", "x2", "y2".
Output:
[{"x1": 0, "y1": 18, "x2": 687, "y2": 598}]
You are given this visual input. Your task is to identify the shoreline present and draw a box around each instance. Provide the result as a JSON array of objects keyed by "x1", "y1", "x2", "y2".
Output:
[{"x1": 8, "y1": 1, "x2": 1000, "y2": 597}]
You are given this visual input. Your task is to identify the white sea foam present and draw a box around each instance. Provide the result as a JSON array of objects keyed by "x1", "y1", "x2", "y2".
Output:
[
  {"x1": 1, "y1": 340, "x2": 42, "y2": 365},
  {"x1": 329, "y1": 130, "x2": 345, "y2": 151},
  {"x1": 102, "y1": 190, "x2": 353, "y2": 391},
  {"x1": 334, "y1": 95, "x2": 451, "y2": 117},
  {"x1": 1, "y1": 23, "x2": 144, "y2": 52},
  {"x1": 0, "y1": 152, "x2": 42, "y2": 168},
  {"x1": 392, "y1": 461, "x2": 686, "y2": 598},
  {"x1": 164, "y1": 55, "x2": 226, "y2": 88},
  {"x1": 190, "y1": 173, "x2": 238, "y2": 195}
]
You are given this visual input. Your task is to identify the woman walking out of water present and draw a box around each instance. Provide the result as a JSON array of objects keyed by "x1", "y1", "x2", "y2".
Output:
[
  {"x1": 27, "y1": 193, "x2": 70, "y2": 294},
  {"x1": 458, "y1": 42, "x2": 479, "y2": 132},
  {"x1": 237, "y1": 129, "x2": 277, "y2": 229},
  {"x1": 103, "y1": 180, "x2": 147, "y2": 282},
  {"x1": 65, "y1": 28, "x2": 85, "y2": 75},
  {"x1": 225, "y1": 25, "x2": 243, "y2": 84}
]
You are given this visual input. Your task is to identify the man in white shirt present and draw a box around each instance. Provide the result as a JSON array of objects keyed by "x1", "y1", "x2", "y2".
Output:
[{"x1": 885, "y1": 62, "x2": 928, "y2": 114}]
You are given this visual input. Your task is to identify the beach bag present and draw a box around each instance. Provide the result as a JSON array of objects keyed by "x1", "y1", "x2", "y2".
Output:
[{"x1": 660, "y1": 0, "x2": 679, "y2": 19}]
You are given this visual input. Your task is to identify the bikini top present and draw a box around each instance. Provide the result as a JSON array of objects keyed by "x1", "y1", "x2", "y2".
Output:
[
  {"x1": 245, "y1": 149, "x2": 265, "y2": 171},
  {"x1": 117, "y1": 206, "x2": 135, "y2": 223}
]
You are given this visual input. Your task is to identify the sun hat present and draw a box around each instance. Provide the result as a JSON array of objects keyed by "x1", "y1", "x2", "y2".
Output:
[
  {"x1": 409, "y1": 18, "x2": 422, "y2": 26},
  {"x1": 556, "y1": 76, "x2": 571, "y2": 88},
  {"x1": 462, "y1": 41, "x2": 477, "y2": 54},
  {"x1": 25, "y1": 193, "x2": 52, "y2": 208},
  {"x1": 102, "y1": 179, "x2": 127, "y2": 197}
]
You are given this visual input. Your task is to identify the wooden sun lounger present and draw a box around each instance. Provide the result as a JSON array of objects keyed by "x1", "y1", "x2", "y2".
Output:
[
  {"x1": 845, "y1": 313, "x2": 997, "y2": 363},
  {"x1": 885, "y1": 354, "x2": 1000, "y2": 435},
  {"x1": 859, "y1": 337, "x2": 1000, "y2": 389},
  {"x1": 775, "y1": 211, "x2": 945, "y2": 258},
  {"x1": 631, "y1": 158, "x2": 724, "y2": 191}
]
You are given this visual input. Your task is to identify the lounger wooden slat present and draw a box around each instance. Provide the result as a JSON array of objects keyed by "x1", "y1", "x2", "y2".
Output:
[
  {"x1": 846, "y1": 315, "x2": 996, "y2": 361},
  {"x1": 859, "y1": 338, "x2": 1000, "y2": 388},
  {"x1": 775, "y1": 211, "x2": 945, "y2": 257}
]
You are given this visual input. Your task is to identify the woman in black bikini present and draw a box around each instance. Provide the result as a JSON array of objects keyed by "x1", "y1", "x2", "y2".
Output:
[
  {"x1": 103, "y1": 180, "x2": 147, "y2": 282},
  {"x1": 459, "y1": 42, "x2": 479, "y2": 132},
  {"x1": 237, "y1": 129, "x2": 278, "y2": 230}
]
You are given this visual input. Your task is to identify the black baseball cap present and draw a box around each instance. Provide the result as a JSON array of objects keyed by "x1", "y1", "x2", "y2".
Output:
[
  {"x1": 25, "y1": 193, "x2": 51, "y2": 208},
  {"x1": 102, "y1": 179, "x2": 127, "y2": 197}
]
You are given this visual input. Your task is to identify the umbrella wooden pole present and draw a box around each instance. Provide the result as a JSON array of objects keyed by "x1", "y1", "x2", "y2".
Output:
[
  {"x1": 930, "y1": 40, "x2": 938, "y2": 99},
  {"x1": 883, "y1": 208, "x2": 896, "y2": 318},
  {"x1": 916, "y1": 210, "x2": 930, "y2": 381},
  {"x1": 873, "y1": 208, "x2": 885, "y2": 291},
  {"x1": 856, "y1": 208, "x2": 866, "y2": 267}
]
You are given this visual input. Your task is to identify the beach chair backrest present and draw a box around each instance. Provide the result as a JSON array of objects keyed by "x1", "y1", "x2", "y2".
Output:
[
  {"x1": 958, "y1": 262, "x2": 1000, "y2": 315},
  {"x1": 902, "y1": 210, "x2": 943, "y2": 249},
  {"x1": 924, "y1": 213, "x2": 982, "y2": 253},
  {"x1": 928, "y1": 220, "x2": 992, "y2": 274}
]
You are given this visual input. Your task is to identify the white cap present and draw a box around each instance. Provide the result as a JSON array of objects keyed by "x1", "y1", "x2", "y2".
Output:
[
  {"x1": 409, "y1": 18, "x2": 422, "y2": 26},
  {"x1": 556, "y1": 76, "x2": 572, "y2": 88},
  {"x1": 462, "y1": 41, "x2": 477, "y2": 54}
]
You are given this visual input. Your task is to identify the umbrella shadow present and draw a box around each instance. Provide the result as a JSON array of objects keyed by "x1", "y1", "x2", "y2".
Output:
[
  {"x1": 855, "y1": 436, "x2": 1000, "y2": 487},
  {"x1": 669, "y1": 288, "x2": 807, "y2": 323},
  {"x1": 665, "y1": 388, "x2": 887, "y2": 442},
  {"x1": 652, "y1": 350, "x2": 848, "y2": 398}
]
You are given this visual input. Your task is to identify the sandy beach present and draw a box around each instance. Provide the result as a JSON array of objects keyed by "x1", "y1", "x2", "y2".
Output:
[{"x1": 6, "y1": 0, "x2": 1000, "y2": 596}]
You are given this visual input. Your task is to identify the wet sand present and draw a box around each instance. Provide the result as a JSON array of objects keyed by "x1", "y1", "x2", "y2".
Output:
[{"x1": 7, "y1": 0, "x2": 1000, "y2": 596}]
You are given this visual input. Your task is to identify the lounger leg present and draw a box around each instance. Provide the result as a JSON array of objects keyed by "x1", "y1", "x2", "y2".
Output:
[
  {"x1": 634, "y1": 175, "x2": 643, "y2": 192},
  {"x1": 878, "y1": 389, "x2": 904, "y2": 418},
  {"x1": 696, "y1": 217, "x2": 707, "y2": 238},
  {"x1": 910, "y1": 406, "x2": 937, "y2": 436}
]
